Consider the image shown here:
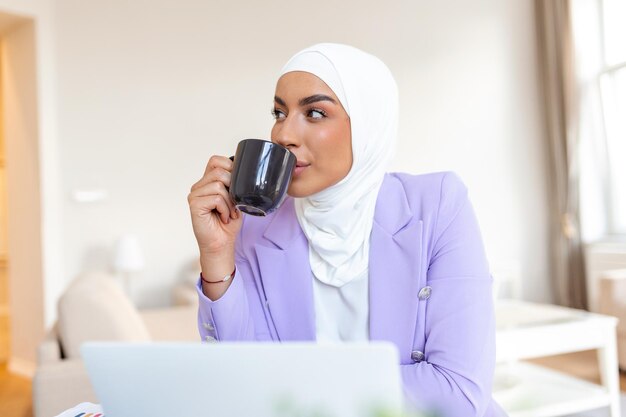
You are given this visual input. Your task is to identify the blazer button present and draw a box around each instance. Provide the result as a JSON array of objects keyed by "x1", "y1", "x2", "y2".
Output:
[
  {"x1": 205, "y1": 335, "x2": 217, "y2": 342},
  {"x1": 418, "y1": 286, "x2": 432, "y2": 300},
  {"x1": 411, "y1": 350, "x2": 425, "y2": 363},
  {"x1": 203, "y1": 322, "x2": 214, "y2": 331}
]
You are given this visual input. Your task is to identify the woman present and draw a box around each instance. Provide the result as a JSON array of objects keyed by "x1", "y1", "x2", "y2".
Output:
[{"x1": 188, "y1": 43, "x2": 506, "y2": 417}]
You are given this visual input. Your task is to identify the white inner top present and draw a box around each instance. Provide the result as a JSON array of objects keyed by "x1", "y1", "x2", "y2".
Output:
[{"x1": 313, "y1": 269, "x2": 369, "y2": 342}]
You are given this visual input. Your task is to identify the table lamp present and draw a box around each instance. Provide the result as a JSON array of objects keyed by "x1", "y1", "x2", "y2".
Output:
[{"x1": 113, "y1": 234, "x2": 144, "y2": 298}]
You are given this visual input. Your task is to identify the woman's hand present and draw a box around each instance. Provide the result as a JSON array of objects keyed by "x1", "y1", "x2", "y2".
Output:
[{"x1": 188, "y1": 155, "x2": 242, "y2": 285}]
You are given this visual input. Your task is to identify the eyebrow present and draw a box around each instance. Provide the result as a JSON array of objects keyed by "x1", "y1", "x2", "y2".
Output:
[{"x1": 274, "y1": 94, "x2": 337, "y2": 107}]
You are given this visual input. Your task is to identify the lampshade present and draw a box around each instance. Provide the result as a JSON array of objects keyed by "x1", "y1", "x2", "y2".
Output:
[{"x1": 113, "y1": 234, "x2": 145, "y2": 273}]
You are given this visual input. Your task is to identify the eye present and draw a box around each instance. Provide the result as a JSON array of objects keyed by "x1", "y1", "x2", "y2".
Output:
[
  {"x1": 307, "y1": 108, "x2": 327, "y2": 120},
  {"x1": 271, "y1": 108, "x2": 286, "y2": 120}
]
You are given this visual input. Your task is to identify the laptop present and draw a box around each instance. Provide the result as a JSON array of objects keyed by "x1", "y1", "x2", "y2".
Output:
[{"x1": 81, "y1": 341, "x2": 404, "y2": 417}]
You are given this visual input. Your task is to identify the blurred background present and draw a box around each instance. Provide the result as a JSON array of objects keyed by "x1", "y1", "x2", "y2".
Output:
[{"x1": 0, "y1": 0, "x2": 624, "y2": 416}]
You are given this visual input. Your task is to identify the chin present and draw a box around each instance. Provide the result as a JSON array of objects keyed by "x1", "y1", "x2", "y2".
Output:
[
  {"x1": 287, "y1": 175, "x2": 345, "y2": 198},
  {"x1": 287, "y1": 188, "x2": 312, "y2": 198},
  {"x1": 287, "y1": 181, "x2": 318, "y2": 199}
]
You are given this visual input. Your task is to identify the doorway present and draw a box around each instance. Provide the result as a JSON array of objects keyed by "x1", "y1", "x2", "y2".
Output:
[
  {"x1": 0, "y1": 10, "x2": 45, "y2": 378},
  {"x1": 0, "y1": 87, "x2": 7, "y2": 363},
  {"x1": 0, "y1": 9, "x2": 22, "y2": 368}
]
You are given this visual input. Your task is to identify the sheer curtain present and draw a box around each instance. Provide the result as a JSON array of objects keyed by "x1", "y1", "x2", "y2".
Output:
[{"x1": 535, "y1": 0, "x2": 587, "y2": 308}]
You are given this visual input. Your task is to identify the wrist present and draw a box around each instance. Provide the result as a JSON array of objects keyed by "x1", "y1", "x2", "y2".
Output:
[
  {"x1": 201, "y1": 267, "x2": 236, "y2": 284},
  {"x1": 198, "y1": 242, "x2": 235, "y2": 257},
  {"x1": 199, "y1": 250, "x2": 235, "y2": 282}
]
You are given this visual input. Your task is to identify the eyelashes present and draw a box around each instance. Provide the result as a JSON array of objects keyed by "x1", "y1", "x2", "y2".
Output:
[
  {"x1": 271, "y1": 107, "x2": 327, "y2": 120},
  {"x1": 308, "y1": 108, "x2": 327, "y2": 119},
  {"x1": 270, "y1": 108, "x2": 284, "y2": 120}
]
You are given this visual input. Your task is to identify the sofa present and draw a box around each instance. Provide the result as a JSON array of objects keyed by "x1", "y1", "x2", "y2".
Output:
[
  {"x1": 33, "y1": 272, "x2": 199, "y2": 417},
  {"x1": 598, "y1": 268, "x2": 626, "y2": 370}
]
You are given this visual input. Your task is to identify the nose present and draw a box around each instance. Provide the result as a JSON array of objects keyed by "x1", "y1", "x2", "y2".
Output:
[{"x1": 272, "y1": 116, "x2": 300, "y2": 150}]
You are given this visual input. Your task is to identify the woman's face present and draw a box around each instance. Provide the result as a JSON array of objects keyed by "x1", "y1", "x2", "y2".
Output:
[{"x1": 271, "y1": 71, "x2": 352, "y2": 198}]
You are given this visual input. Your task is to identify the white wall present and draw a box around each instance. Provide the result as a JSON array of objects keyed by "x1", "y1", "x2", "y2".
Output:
[{"x1": 55, "y1": 0, "x2": 550, "y2": 307}]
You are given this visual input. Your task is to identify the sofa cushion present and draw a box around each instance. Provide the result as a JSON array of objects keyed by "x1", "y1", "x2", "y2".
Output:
[{"x1": 57, "y1": 272, "x2": 150, "y2": 359}]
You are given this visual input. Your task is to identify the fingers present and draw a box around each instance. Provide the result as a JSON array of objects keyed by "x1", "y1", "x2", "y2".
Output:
[
  {"x1": 189, "y1": 193, "x2": 232, "y2": 225},
  {"x1": 188, "y1": 181, "x2": 239, "y2": 222},
  {"x1": 188, "y1": 155, "x2": 240, "y2": 225},
  {"x1": 204, "y1": 155, "x2": 233, "y2": 178},
  {"x1": 212, "y1": 194, "x2": 232, "y2": 224},
  {"x1": 190, "y1": 155, "x2": 233, "y2": 193},
  {"x1": 190, "y1": 166, "x2": 232, "y2": 192}
]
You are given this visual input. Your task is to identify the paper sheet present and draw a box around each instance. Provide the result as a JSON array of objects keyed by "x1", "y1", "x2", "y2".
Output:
[{"x1": 53, "y1": 402, "x2": 104, "y2": 417}]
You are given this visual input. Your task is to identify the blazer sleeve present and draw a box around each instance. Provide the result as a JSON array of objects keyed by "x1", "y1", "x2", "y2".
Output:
[
  {"x1": 196, "y1": 222, "x2": 273, "y2": 342},
  {"x1": 401, "y1": 172, "x2": 496, "y2": 417}
]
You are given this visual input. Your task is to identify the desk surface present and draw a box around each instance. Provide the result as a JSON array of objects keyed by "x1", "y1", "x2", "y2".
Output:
[
  {"x1": 494, "y1": 299, "x2": 621, "y2": 417},
  {"x1": 495, "y1": 299, "x2": 617, "y2": 362},
  {"x1": 496, "y1": 299, "x2": 614, "y2": 331}
]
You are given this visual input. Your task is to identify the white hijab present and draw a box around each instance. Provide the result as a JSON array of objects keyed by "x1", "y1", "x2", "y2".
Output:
[{"x1": 280, "y1": 43, "x2": 398, "y2": 287}]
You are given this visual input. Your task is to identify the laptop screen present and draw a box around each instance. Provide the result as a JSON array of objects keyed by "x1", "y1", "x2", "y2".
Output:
[{"x1": 82, "y1": 341, "x2": 404, "y2": 417}]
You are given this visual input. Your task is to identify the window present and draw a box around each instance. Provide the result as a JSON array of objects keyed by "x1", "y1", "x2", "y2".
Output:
[
  {"x1": 573, "y1": 0, "x2": 626, "y2": 237},
  {"x1": 599, "y1": 0, "x2": 626, "y2": 233}
]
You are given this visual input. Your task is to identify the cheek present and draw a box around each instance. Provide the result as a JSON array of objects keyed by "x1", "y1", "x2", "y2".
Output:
[
  {"x1": 313, "y1": 130, "x2": 341, "y2": 162},
  {"x1": 340, "y1": 132, "x2": 352, "y2": 159},
  {"x1": 336, "y1": 126, "x2": 353, "y2": 171},
  {"x1": 317, "y1": 126, "x2": 352, "y2": 177}
]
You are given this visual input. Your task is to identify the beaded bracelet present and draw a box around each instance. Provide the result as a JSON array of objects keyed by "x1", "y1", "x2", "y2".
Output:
[{"x1": 201, "y1": 268, "x2": 236, "y2": 284}]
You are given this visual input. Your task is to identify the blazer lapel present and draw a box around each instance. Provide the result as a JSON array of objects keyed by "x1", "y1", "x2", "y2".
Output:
[
  {"x1": 254, "y1": 199, "x2": 316, "y2": 341},
  {"x1": 252, "y1": 175, "x2": 423, "y2": 346},
  {"x1": 369, "y1": 176, "x2": 423, "y2": 351}
]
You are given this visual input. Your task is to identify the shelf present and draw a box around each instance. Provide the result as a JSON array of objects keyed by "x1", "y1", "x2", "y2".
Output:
[{"x1": 493, "y1": 362, "x2": 611, "y2": 417}]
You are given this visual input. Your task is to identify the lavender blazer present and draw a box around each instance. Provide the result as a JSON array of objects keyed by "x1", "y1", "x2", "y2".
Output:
[{"x1": 196, "y1": 171, "x2": 507, "y2": 417}]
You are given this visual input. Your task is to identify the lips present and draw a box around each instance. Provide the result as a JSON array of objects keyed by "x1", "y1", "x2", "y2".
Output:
[{"x1": 293, "y1": 161, "x2": 310, "y2": 177}]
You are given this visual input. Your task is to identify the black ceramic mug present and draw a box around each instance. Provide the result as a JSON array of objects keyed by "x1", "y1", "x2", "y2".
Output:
[{"x1": 229, "y1": 139, "x2": 296, "y2": 216}]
